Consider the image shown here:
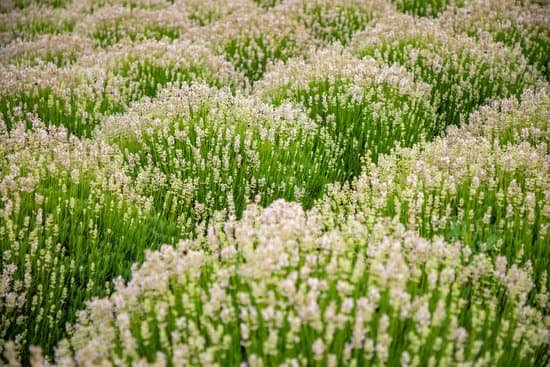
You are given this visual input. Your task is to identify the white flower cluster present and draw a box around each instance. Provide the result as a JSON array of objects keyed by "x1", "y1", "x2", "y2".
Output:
[
  {"x1": 0, "y1": 39, "x2": 242, "y2": 137},
  {"x1": 257, "y1": 45, "x2": 436, "y2": 177},
  {"x1": 37, "y1": 199, "x2": 547, "y2": 366},
  {"x1": 0, "y1": 4, "x2": 81, "y2": 46},
  {"x1": 320, "y1": 88, "x2": 549, "y2": 293},
  {"x1": 457, "y1": 88, "x2": 550, "y2": 147},
  {"x1": 0, "y1": 0, "x2": 548, "y2": 364},
  {"x1": 96, "y1": 83, "x2": 336, "y2": 235},
  {"x1": 439, "y1": 0, "x2": 550, "y2": 79},
  {"x1": 257, "y1": 45, "x2": 431, "y2": 100},
  {"x1": 199, "y1": 5, "x2": 315, "y2": 82},
  {"x1": 181, "y1": 0, "x2": 258, "y2": 26},
  {"x1": 75, "y1": 4, "x2": 191, "y2": 47},
  {"x1": 276, "y1": 0, "x2": 393, "y2": 44},
  {"x1": 0, "y1": 34, "x2": 92, "y2": 67},
  {"x1": 389, "y1": 0, "x2": 460, "y2": 17},
  {"x1": 0, "y1": 121, "x2": 170, "y2": 361},
  {"x1": 351, "y1": 11, "x2": 542, "y2": 127}
]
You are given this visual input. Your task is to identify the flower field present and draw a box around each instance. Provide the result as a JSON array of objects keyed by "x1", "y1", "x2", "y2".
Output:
[{"x1": 0, "y1": 0, "x2": 549, "y2": 365}]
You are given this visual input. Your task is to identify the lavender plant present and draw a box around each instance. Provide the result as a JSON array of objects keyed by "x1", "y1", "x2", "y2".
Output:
[
  {"x1": 352, "y1": 13, "x2": 542, "y2": 128},
  {"x1": 35, "y1": 201, "x2": 549, "y2": 366},
  {"x1": 0, "y1": 0, "x2": 548, "y2": 364}
]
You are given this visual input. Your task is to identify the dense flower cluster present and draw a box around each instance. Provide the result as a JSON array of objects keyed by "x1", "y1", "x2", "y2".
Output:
[
  {"x1": 75, "y1": 4, "x2": 190, "y2": 47},
  {"x1": 389, "y1": 0, "x2": 463, "y2": 17},
  {"x1": 0, "y1": 34, "x2": 92, "y2": 67},
  {"x1": 201, "y1": 6, "x2": 314, "y2": 82},
  {"x1": 320, "y1": 88, "x2": 549, "y2": 289},
  {"x1": 0, "y1": 4, "x2": 80, "y2": 46},
  {"x1": 440, "y1": 0, "x2": 550, "y2": 79},
  {"x1": 35, "y1": 200, "x2": 548, "y2": 366},
  {"x1": 257, "y1": 46, "x2": 436, "y2": 178},
  {"x1": 351, "y1": 12, "x2": 542, "y2": 127},
  {"x1": 0, "y1": 121, "x2": 179, "y2": 359},
  {"x1": 182, "y1": 0, "x2": 258, "y2": 26},
  {"x1": 97, "y1": 83, "x2": 337, "y2": 234},
  {"x1": 0, "y1": 40, "x2": 241, "y2": 136},
  {"x1": 0, "y1": 0, "x2": 548, "y2": 365},
  {"x1": 277, "y1": 0, "x2": 392, "y2": 45}
]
